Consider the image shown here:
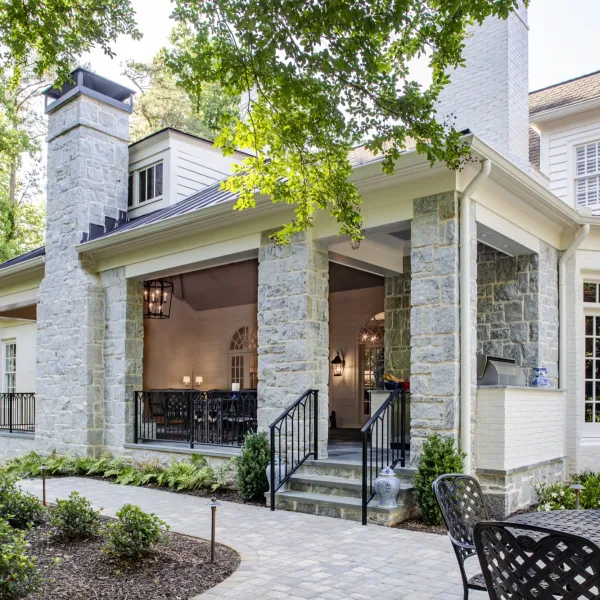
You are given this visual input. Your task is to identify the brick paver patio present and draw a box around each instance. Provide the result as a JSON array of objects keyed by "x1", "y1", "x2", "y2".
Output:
[{"x1": 21, "y1": 477, "x2": 486, "y2": 600}]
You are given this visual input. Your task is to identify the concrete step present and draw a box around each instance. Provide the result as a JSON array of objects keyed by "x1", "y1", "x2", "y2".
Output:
[
  {"x1": 269, "y1": 488, "x2": 418, "y2": 526},
  {"x1": 287, "y1": 473, "x2": 363, "y2": 498},
  {"x1": 298, "y1": 459, "x2": 416, "y2": 483}
]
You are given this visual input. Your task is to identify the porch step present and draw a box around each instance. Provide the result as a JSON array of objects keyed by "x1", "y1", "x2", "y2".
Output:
[
  {"x1": 269, "y1": 488, "x2": 419, "y2": 526},
  {"x1": 268, "y1": 460, "x2": 419, "y2": 526}
]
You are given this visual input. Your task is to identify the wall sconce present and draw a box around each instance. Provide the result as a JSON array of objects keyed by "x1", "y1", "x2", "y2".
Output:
[
  {"x1": 183, "y1": 376, "x2": 191, "y2": 387},
  {"x1": 196, "y1": 376, "x2": 203, "y2": 389},
  {"x1": 331, "y1": 350, "x2": 345, "y2": 377}
]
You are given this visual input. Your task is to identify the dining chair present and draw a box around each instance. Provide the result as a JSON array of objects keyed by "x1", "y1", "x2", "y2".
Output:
[
  {"x1": 433, "y1": 474, "x2": 489, "y2": 600},
  {"x1": 474, "y1": 521, "x2": 600, "y2": 599}
]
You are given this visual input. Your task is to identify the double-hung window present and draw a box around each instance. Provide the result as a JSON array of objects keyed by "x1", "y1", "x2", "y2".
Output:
[
  {"x1": 3, "y1": 342, "x2": 16, "y2": 393},
  {"x1": 575, "y1": 141, "x2": 600, "y2": 208}
]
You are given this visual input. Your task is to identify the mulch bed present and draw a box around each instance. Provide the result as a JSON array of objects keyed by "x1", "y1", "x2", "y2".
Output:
[
  {"x1": 392, "y1": 518, "x2": 446, "y2": 535},
  {"x1": 26, "y1": 519, "x2": 240, "y2": 600}
]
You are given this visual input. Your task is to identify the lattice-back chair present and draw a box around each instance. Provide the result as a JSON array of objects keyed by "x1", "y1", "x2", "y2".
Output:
[
  {"x1": 433, "y1": 474, "x2": 489, "y2": 599},
  {"x1": 474, "y1": 521, "x2": 600, "y2": 600}
]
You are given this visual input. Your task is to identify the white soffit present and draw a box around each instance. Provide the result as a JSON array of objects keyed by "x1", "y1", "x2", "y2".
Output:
[
  {"x1": 328, "y1": 233, "x2": 405, "y2": 276},
  {"x1": 476, "y1": 204, "x2": 539, "y2": 256}
]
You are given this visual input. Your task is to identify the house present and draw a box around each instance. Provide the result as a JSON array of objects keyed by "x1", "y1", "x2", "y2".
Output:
[{"x1": 1, "y1": 4, "x2": 600, "y2": 522}]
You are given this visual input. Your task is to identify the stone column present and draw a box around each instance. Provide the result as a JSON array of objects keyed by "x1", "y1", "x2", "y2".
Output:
[
  {"x1": 257, "y1": 231, "x2": 329, "y2": 458},
  {"x1": 36, "y1": 84, "x2": 131, "y2": 455},
  {"x1": 410, "y1": 192, "x2": 468, "y2": 465},
  {"x1": 100, "y1": 270, "x2": 144, "y2": 451}
]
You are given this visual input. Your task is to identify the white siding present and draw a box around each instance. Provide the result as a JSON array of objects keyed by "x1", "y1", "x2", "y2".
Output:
[
  {"x1": 0, "y1": 321, "x2": 37, "y2": 393},
  {"x1": 173, "y1": 136, "x2": 244, "y2": 202},
  {"x1": 538, "y1": 108, "x2": 600, "y2": 212}
]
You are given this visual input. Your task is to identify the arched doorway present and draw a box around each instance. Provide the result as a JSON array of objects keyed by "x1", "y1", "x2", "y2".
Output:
[
  {"x1": 358, "y1": 312, "x2": 384, "y2": 422},
  {"x1": 228, "y1": 326, "x2": 258, "y2": 389}
]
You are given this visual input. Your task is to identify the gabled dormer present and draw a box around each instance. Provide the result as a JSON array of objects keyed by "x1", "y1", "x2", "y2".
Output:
[{"x1": 127, "y1": 128, "x2": 249, "y2": 218}]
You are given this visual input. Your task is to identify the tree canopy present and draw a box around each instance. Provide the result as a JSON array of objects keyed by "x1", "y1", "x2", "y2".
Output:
[{"x1": 169, "y1": 0, "x2": 523, "y2": 244}]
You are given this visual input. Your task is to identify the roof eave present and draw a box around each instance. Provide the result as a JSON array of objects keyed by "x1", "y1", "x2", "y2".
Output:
[
  {"x1": 530, "y1": 96, "x2": 600, "y2": 125},
  {"x1": 0, "y1": 256, "x2": 45, "y2": 286}
]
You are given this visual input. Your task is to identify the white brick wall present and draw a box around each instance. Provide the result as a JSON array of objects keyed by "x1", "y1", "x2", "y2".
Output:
[
  {"x1": 477, "y1": 387, "x2": 565, "y2": 472},
  {"x1": 437, "y1": 2, "x2": 529, "y2": 168}
]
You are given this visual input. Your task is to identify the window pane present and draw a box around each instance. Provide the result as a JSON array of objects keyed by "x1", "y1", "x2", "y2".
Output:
[
  {"x1": 155, "y1": 163, "x2": 163, "y2": 197},
  {"x1": 586, "y1": 403, "x2": 593, "y2": 422},
  {"x1": 147, "y1": 166, "x2": 155, "y2": 200},
  {"x1": 586, "y1": 359, "x2": 594, "y2": 379},
  {"x1": 587, "y1": 316, "x2": 594, "y2": 335},
  {"x1": 587, "y1": 338, "x2": 594, "y2": 357},
  {"x1": 586, "y1": 381, "x2": 594, "y2": 401},
  {"x1": 597, "y1": 338, "x2": 600, "y2": 358},
  {"x1": 128, "y1": 173, "x2": 133, "y2": 207},
  {"x1": 595, "y1": 404, "x2": 600, "y2": 423},
  {"x1": 139, "y1": 170, "x2": 147, "y2": 203},
  {"x1": 596, "y1": 380, "x2": 600, "y2": 400},
  {"x1": 584, "y1": 283, "x2": 597, "y2": 302},
  {"x1": 597, "y1": 316, "x2": 600, "y2": 336}
]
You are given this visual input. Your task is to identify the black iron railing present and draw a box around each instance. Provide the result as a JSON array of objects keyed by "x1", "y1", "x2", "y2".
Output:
[
  {"x1": 134, "y1": 389, "x2": 257, "y2": 448},
  {"x1": 0, "y1": 393, "x2": 35, "y2": 433},
  {"x1": 361, "y1": 389, "x2": 409, "y2": 525},
  {"x1": 269, "y1": 389, "x2": 319, "y2": 511}
]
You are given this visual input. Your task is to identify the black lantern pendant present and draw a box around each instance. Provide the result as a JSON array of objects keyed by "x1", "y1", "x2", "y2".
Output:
[
  {"x1": 143, "y1": 279, "x2": 173, "y2": 319},
  {"x1": 331, "y1": 350, "x2": 345, "y2": 377}
]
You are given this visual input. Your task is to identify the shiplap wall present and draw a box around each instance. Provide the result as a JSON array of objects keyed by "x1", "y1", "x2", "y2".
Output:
[
  {"x1": 0, "y1": 321, "x2": 37, "y2": 393},
  {"x1": 542, "y1": 109, "x2": 600, "y2": 208}
]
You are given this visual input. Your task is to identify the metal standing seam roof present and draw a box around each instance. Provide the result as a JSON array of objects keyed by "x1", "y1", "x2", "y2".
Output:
[
  {"x1": 0, "y1": 246, "x2": 45, "y2": 271},
  {"x1": 529, "y1": 69, "x2": 600, "y2": 115}
]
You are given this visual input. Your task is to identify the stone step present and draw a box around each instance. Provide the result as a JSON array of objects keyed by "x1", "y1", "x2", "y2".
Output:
[
  {"x1": 287, "y1": 473, "x2": 363, "y2": 498},
  {"x1": 298, "y1": 459, "x2": 416, "y2": 482},
  {"x1": 270, "y1": 488, "x2": 418, "y2": 526}
]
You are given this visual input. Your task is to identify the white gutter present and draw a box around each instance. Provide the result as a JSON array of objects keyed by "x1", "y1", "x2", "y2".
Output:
[
  {"x1": 460, "y1": 158, "x2": 491, "y2": 475},
  {"x1": 559, "y1": 224, "x2": 590, "y2": 389}
]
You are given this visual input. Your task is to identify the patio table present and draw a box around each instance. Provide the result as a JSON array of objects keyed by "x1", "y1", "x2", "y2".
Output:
[{"x1": 507, "y1": 510, "x2": 600, "y2": 547}]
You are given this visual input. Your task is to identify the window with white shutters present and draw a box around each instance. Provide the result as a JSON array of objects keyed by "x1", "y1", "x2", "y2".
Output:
[{"x1": 575, "y1": 141, "x2": 600, "y2": 207}]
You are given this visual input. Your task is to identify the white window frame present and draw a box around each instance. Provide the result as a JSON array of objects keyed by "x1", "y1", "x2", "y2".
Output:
[
  {"x1": 128, "y1": 161, "x2": 164, "y2": 209},
  {"x1": 584, "y1": 306, "x2": 600, "y2": 436},
  {"x1": 574, "y1": 141, "x2": 600, "y2": 209},
  {"x1": 2, "y1": 341, "x2": 16, "y2": 394}
]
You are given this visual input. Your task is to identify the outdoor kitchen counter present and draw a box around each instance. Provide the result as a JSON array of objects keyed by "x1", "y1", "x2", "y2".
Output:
[{"x1": 475, "y1": 386, "x2": 566, "y2": 473}]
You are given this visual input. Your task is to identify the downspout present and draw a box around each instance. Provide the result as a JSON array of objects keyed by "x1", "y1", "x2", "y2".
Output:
[
  {"x1": 460, "y1": 159, "x2": 491, "y2": 475},
  {"x1": 559, "y1": 224, "x2": 590, "y2": 389}
]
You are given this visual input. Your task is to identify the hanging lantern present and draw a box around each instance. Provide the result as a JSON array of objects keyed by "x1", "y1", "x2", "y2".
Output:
[
  {"x1": 331, "y1": 350, "x2": 345, "y2": 377},
  {"x1": 143, "y1": 279, "x2": 173, "y2": 319}
]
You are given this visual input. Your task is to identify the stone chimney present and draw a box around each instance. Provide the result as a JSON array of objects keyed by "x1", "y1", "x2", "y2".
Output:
[
  {"x1": 437, "y1": 2, "x2": 529, "y2": 167},
  {"x1": 36, "y1": 69, "x2": 135, "y2": 454}
]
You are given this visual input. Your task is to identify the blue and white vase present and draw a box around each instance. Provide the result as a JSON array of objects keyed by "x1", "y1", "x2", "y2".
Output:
[
  {"x1": 531, "y1": 367, "x2": 550, "y2": 388},
  {"x1": 374, "y1": 466, "x2": 402, "y2": 508}
]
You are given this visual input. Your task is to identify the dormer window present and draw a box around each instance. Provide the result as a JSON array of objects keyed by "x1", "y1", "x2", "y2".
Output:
[
  {"x1": 575, "y1": 141, "x2": 600, "y2": 207},
  {"x1": 128, "y1": 161, "x2": 164, "y2": 209}
]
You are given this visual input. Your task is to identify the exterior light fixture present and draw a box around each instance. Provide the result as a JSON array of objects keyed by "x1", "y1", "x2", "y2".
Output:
[
  {"x1": 331, "y1": 350, "x2": 345, "y2": 377},
  {"x1": 183, "y1": 376, "x2": 191, "y2": 387},
  {"x1": 143, "y1": 279, "x2": 173, "y2": 319},
  {"x1": 195, "y1": 376, "x2": 203, "y2": 388}
]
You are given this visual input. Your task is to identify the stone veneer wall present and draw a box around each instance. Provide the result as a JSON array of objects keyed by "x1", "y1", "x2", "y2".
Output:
[
  {"x1": 479, "y1": 459, "x2": 565, "y2": 518},
  {"x1": 36, "y1": 94, "x2": 131, "y2": 455},
  {"x1": 100, "y1": 269, "x2": 144, "y2": 452},
  {"x1": 384, "y1": 256, "x2": 411, "y2": 382},
  {"x1": 410, "y1": 191, "x2": 475, "y2": 465},
  {"x1": 477, "y1": 241, "x2": 559, "y2": 385},
  {"x1": 257, "y1": 232, "x2": 329, "y2": 457}
]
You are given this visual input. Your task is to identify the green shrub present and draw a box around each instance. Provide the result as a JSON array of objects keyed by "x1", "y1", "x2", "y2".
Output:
[
  {"x1": 50, "y1": 492, "x2": 101, "y2": 539},
  {"x1": 0, "y1": 517, "x2": 39, "y2": 599},
  {"x1": 236, "y1": 432, "x2": 270, "y2": 501},
  {"x1": 0, "y1": 473, "x2": 44, "y2": 529},
  {"x1": 105, "y1": 504, "x2": 169, "y2": 559},
  {"x1": 414, "y1": 433, "x2": 465, "y2": 525},
  {"x1": 535, "y1": 481, "x2": 575, "y2": 511}
]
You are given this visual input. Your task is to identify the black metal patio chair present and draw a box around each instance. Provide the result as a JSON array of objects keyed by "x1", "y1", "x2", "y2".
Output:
[
  {"x1": 433, "y1": 474, "x2": 489, "y2": 600},
  {"x1": 474, "y1": 521, "x2": 600, "y2": 599}
]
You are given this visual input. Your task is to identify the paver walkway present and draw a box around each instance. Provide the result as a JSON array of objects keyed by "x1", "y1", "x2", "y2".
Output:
[{"x1": 21, "y1": 478, "x2": 486, "y2": 600}]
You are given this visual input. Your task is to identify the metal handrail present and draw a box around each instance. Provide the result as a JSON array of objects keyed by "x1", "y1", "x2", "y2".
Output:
[
  {"x1": 0, "y1": 393, "x2": 35, "y2": 433},
  {"x1": 269, "y1": 389, "x2": 319, "y2": 511},
  {"x1": 360, "y1": 389, "x2": 408, "y2": 525}
]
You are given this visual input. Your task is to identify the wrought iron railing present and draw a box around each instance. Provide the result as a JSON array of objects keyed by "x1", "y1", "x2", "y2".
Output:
[
  {"x1": 361, "y1": 389, "x2": 409, "y2": 525},
  {"x1": 269, "y1": 389, "x2": 319, "y2": 511},
  {"x1": 134, "y1": 389, "x2": 257, "y2": 448},
  {"x1": 0, "y1": 393, "x2": 35, "y2": 433}
]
